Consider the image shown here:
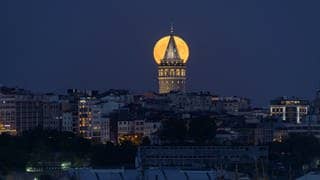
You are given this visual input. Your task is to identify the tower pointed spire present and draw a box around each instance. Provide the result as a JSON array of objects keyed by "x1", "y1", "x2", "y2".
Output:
[
  {"x1": 163, "y1": 34, "x2": 181, "y2": 62},
  {"x1": 170, "y1": 22, "x2": 174, "y2": 34},
  {"x1": 161, "y1": 22, "x2": 181, "y2": 62}
]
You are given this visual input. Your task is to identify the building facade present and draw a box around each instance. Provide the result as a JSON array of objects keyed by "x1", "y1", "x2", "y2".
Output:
[
  {"x1": 212, "y1": 96, "x2": 251, "y2": 113},
  {"x1": 168, "y1": 92, "x2": 214, "y2": 112},
  {"x1": 62, "y1": 112, "x2": 73, "y2": 132},
  {"x1": 0, "y1": 94, "x2": 16, "y2": 131},
  {"x1": 270, "y1": 97, "x2": 309, "y2": 123}
]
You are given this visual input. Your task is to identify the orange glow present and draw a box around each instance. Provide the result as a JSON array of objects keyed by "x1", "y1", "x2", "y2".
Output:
[{"x1": 153, "y1": 35, "x2": 189, "y2": 64}]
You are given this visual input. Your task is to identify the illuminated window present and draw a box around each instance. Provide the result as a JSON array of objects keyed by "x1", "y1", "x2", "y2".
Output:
[
  {"x1": 170, "y1": 69, "x2": 175, "y2": 76},
  {"x1": 181, "y1": 69, "x2": 185, "y2": 76},
  {"x1": 164, "y1": 69, "x2": 169, "y2": 76},
  {"x1": 176, "y1": 69, "x2": 180, "y2": 76}
]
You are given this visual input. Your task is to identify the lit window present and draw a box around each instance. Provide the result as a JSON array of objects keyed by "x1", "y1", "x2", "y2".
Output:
[
  {"x1": 164, "y1": 69, "x2": 169, "y2": 76},
  {"x1": 176, "y1": 69, "x2": 180, "y2": 76},
  {"x1": 170, "y1": 69, "x2": 175, "y2": 76},
  {"x1": 181, "y1": 69, "x2": 185, "y2": 76},
  {"x1": 159, "y1": 69, "x2": 164, "y2": 76}
]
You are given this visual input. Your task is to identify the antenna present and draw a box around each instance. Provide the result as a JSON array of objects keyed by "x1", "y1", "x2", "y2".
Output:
[{"x1": 170, "y1": 22, "x2": 174, "y2": 34}]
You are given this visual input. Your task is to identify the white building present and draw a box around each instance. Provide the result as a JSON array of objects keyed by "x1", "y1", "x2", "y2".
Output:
[
  {"x1": 270, "y1": 97, "x2": 309, "y2": 124},
  {"x1": 117, "y1": 119, "x2": 144, "y2": 143}
]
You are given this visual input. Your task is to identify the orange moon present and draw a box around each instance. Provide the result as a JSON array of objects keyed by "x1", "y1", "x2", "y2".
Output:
[{"x1": 153, "y1": 35, "x2": 189, "y2": 64}]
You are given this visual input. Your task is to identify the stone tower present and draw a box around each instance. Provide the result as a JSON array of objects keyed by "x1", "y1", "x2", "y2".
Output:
[{"x1": 156, "y1": 28, "x2": 188, "y2": 94}]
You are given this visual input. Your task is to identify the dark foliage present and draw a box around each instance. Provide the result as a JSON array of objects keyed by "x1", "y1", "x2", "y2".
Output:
[
  {"x1": 90, "y1": 141, "x2": 136, "y2": 168},
  {"x1": 141, "y1": 136, "x2": 151, "y2": 145},
  {"x1": 158, "y1": 117, "x2": 217, "y2": 145},
  {"x1": 270, "y1": 134, "x2": 320, "y2": 170},
  {"x1": 188, "y1": 117, "x2": 216, "y2": 144},
  {"x1": 158, "y1": 119, "x2": 188, "y2": 144},
  {"x1": 0, "y1": 129, "x2": 137, "y2": 174}
]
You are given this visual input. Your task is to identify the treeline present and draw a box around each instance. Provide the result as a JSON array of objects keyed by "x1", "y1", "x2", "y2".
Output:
[
  {"x1": 270, "y1": 134, "x2": 320, "y2": 176},
  {"x1": 159, "y1": 117, "x2": 217, "y2": 144},
  {"x1": 0, "y1": 129, "x2": 136, "y2": 175}
]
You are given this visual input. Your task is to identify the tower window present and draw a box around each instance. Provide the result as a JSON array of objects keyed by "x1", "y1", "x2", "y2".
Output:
[
  {"x1": 164, "y1": 69, "x2": 169, "y2": 76},
  {"x1": 176, "y1": 69, "x2": 180, "y2": 76},
  {"x1": 181, "y1": 69, "x2": 185, "y2": 76},
  {"x1": 170, "y1": 69, "x2": 175, "y2": 76},
  {"x1": 159, "y1": 69, "x2": 163, "y2": 76}
]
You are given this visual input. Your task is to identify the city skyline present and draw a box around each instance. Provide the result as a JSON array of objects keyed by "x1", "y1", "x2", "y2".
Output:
[
  {"x1": 3, "y1": 1, "x2": 320, "y2": 178},
  {"x1": 2, "y1": 0, "x2": 320, "y2": 106}
]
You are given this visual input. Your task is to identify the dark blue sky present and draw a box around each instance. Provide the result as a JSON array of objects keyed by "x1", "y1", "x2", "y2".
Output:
[{"x1": 1, "y1": 0, "x2": 320, "y2": 106}]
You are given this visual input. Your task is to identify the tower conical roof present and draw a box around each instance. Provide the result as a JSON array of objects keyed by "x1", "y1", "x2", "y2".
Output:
[{"x1": 162, "y1": 34, "x2": 182, "y2": 63}]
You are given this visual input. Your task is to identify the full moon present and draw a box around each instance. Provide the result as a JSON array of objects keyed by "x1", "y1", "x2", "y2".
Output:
[{"x1": 153, "y1": 35, "x2": 189, "y2": 64}]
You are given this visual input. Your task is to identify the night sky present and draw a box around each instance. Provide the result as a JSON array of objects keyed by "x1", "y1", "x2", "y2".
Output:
[{"x1": 1, "y1": 0, "x2": 320, "y2": 106}]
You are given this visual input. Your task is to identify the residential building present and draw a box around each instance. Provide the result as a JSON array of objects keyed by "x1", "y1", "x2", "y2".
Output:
[
  {"x1": 63, "y1": 89, "x2": 98, "y2": 134},
  {"x1": 212, "y1": 96, "x2": 251, "y2": 113},
  {"x1": 143, "y1": 119, "x2": 161, "y2": 139},
  {"x1": 78, "y1": 96, "x2": 96, "y2": 138},
  {"x1": 117, "y1": 119, "x2": 144, "y2": 144},
  {"x1": 62, "y1": 112, "x2": 73, "y2": 132},
  {"x1": 42, "y1": 94, "x2": 62, "y2": 130},
  {"x1": 273, "y1": 122, "x2": 320, "y2": 141},
  {"x1": 167, "y1": 91, "x2": 214, "y2": 112},
  {"x1": 0, "y1": 93, "x2": 16, "y2": 131},
  {"x1": 15, "y1": 94, "x2": 44, "y2": 133}
]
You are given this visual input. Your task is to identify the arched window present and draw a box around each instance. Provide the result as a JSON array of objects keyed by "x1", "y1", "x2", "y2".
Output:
[
  {"x1": 164, "y1": 69, "x2": 169, "y2": 76},
  {"x1": 176, "y1": 69, "x2": 180, "y2": 76},
  {"x1": 181, "y1": 69, "x2": 185, "y2": 76},
  {"x1": 159, "y1": 69, "x2": 163, "y2": 76},
  {"x1": 170, "y1": 69, "x2": 175, "y2": 76}
]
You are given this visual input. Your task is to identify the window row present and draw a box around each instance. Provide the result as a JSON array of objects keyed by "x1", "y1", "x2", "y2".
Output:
[{"x1": 159, "y1": 69, "x2": 186, "y2": 76}]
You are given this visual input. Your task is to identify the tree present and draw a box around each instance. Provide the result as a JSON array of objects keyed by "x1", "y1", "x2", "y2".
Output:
[
  {"x1": 0, "y1": 129, "x2": 139, "y2": 172},
  {"x1": 141, "y1": 136, "x2": 151, "y2": 145},
  {"x1": 39, "y1": 174, "x2": 53, "y2": 180},
  {"x1": 270, "y1": 134, "x2": 320, "y2": 171},
  {"x1": 158, "y1": 119, "x2": 187, "y2": 144},
  {"x1": 188, "y1": 117, "x2": 216, "y2": 144}
]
